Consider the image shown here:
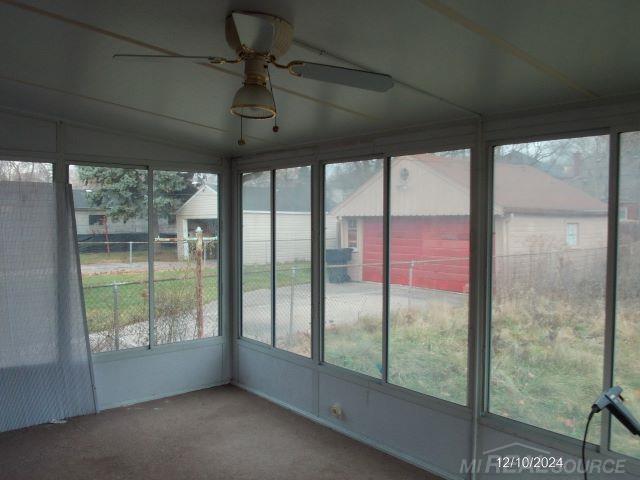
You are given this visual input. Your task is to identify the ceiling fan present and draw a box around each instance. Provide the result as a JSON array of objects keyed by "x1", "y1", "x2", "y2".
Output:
[{"x1": 114, "y1": 11, "x2": 394, "y2": 143}]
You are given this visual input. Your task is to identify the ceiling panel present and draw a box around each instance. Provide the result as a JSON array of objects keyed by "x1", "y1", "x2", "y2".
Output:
[
  {"x1": 438, "y1": 0, "x2": 640, "y2": 97},
  {"x1": 0, "y1": 0, "x2": 636, "y2": 156}
]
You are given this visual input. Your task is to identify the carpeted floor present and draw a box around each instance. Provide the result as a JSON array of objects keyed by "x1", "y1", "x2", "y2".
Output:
[{"x1": 0, "y1": 385, "x2": 435, "y2": 480}]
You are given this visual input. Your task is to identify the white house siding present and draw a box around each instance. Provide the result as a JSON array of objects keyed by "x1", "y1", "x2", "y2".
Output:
[
  {"x1": 493, "y1": 213, "x2": 607, "y2": 257},
  {"x1": 75, "y1": 210, "x2": 167, "y2": 235},
  {"x1": 493, "y1": 213, "x2": 608, "y2": 290},
  {"x1": 172, "y1": 186, "x2": 219, "y2": 259},
  {"x1": 176, "y1": 187, "x2": 217, "y2": 217},
  {"x1": 331, "y1": 157, "x2": 468, "y2": 218},
  {"x1": 242, "y1": 212, "x2": 337, "y2": 265}
]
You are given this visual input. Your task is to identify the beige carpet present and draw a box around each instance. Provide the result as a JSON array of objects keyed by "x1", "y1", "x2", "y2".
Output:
[{"x1": 0, "y1": 385, "x2": 435, "y2": 480}]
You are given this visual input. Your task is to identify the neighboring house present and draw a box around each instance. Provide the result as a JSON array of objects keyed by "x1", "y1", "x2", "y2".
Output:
[
  {"x1": 240, "y1": 185, "x2": 338, "y2": 265},
  {"x1": 330, "y1": 154, "x2": 608, "y2": 293},
  {"x1": 73, "y1": 189, "x2": 151, "y2": 235},
  {"x1": 73, "y1": 189, "x2": 171, "y2": 253},
  {"x1": 174, "y1": 185, "x2": 219, "y2": 259}
]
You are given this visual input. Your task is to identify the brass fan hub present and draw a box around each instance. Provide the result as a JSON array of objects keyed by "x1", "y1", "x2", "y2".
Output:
[{"x1": 225, "y1": 11, "x2": 293, "y2": 60}]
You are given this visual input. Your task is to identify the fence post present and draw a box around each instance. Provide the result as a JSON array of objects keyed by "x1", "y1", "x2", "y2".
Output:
[
  {"x1": 289, "y1": 265, "x2": 296, "y2": 343},
  {"x1": 129, "y1": 241, "x2": 133, "y2": 264},
  {"x1": 408, "y1": 260, "x2": 415, "y2": 309},
  {"x1": 112, "y1": 282, "x2": 120, "y2": 351},
  {"x1": 195, "y1": 227, "x2": 204, "y2": 338}
]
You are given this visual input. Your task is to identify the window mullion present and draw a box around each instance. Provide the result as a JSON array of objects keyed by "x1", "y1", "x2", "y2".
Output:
[
  {"x1": 312, "y1": 161, "x2": 322, "y2": 364},
  {"x1": 148, "y1": 168, "x2": 155, "y2": 349},
  {"x1": 271, "y1": 169, "x2": 276, "y2": 348},
  {"x1": 601, "y1": 130, "x2": 621, "y2": 452},
  {"x1": 382, "y1": 156, "x2": 391, "y2": 383}
]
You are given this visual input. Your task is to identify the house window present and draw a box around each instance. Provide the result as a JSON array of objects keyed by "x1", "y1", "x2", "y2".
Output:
[
  {"x1": 490, "y1": 135, "x2": 608, "y2": 441},
  {"x1": 89, "y1": 214, "x2": 106, "y2": 226},
  {"x1": 566, "y1": 223, "x2": 579, "y2": 246},
  {"x1": 347, "y1": 219, "x2": 358, "y2": 249}
]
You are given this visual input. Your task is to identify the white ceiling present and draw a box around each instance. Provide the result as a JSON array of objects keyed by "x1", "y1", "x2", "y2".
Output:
[{"x1": 0, "y1": 0, "x2": 638, "y2": 157}]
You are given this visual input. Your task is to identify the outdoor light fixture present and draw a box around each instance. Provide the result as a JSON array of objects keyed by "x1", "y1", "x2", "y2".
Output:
[{"x1": 230, "y1": 58, "x2": 276, "y2": 120}]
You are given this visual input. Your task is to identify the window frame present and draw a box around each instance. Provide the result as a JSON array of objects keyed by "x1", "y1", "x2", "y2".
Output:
[
  {"x1": 565, "y1": 222, "x2": 580, "y2": 247},
  {"x1": 237, "y1": 149, "x2": 476, "y2": 418},
  {"x1": 68, "y1": 160, "x2": 225, "y2": 357},
  {"x1": 346, "y1": 218, "x2": 359, "y2": 250},
  {"x1": 482, "y1": 128, "x2": 614, "y2": 453},
  {"x1": 232, "y1": 120, "x2": 640, "y2": 467},
  {"x1": 238, "y1": 164, "x2": 314, "y2": 360}
]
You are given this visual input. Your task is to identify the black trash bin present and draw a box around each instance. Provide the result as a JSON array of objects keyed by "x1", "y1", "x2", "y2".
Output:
[{"x1": 325, "y1": 248, "x2": 353, "y2": 283}]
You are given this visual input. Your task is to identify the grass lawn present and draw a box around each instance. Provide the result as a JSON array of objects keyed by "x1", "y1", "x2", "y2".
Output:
[
  {"x1": 82, "y1": 265, "x2": 219, "y2": 332},
  {"x1": 317, "y1": 292, "x2": 639, "y2": 448},
  {"x1": 80, "y1": 258, "x2": 640, "y2": 460},
  {"x1": 80, "y1": 249, "x2": 181, "y2": 264},
  {"x1": 242, "y1": 261, "x2": 311, "y2": 292},
  {"x1": 82, "y1": 261, "x2": 311, "y2": 333}
]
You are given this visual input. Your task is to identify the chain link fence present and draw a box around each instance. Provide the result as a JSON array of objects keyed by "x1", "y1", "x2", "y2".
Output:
[
  {"x1": 80, "y1": 237, "x2": 219, "y2": 353},
  {"x1": 82, "y1": 234, "x2": 613, "y2": 354}
]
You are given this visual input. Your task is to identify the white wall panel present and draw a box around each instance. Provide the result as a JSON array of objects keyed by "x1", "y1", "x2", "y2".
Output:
[
  {"x1": 236, "y1": 342, "x2": 471, "y2": 480},
  {"x1": 93, "y1": 341, "x2": 226, "y2": 410},
  {"x1": 237, "y1": 344, "x2": 315, "y2": 413},
  {"x1": 367, "y1": 390, "x2": 471, "y2": 474},
  {"x1": 477, "y1": 423, "x2": 640, "y2": 480}
]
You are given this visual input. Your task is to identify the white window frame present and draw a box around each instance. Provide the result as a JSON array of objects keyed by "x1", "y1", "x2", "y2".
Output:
[
  {"x1": 69, "y1": 160, "x2": 225, "y2": 358},
  {"x1": 231, "y1": 104, "x2": 640, "y2": 469}
]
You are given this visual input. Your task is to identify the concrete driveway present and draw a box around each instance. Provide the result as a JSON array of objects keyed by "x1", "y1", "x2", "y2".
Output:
[
  {"x1": 241, "y1": 280, "x2": 466, "y2": 342},
  {"x1": 89, "y1": 280, "x2": 466, "y2": 352}
]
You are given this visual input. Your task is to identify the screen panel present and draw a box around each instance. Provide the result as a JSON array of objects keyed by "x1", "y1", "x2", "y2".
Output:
[
  {"x1": 275, "y1": 166, "x2": 312, "y2": 356},
  {"x1": 70, "y1": 164, "x2": 149, "y2": 353},
  {"x1": 153, "y1": 171, "x2": 219, "y2": 345},
  {"x1": 489, "y1": 135, "x2": 609, "y2": 441},
  {"x1": 612, "y1": 131, "x2": 640, "y2": 459},
  {"x1": 324, "y1": 159, "x2": 384, "y2": 378},
  {"x1": 388, "y1": 150, "x2": 470, "y2": 405},
  {"x1": 241, "y1": 171, "x2": 272, "y2": 344}
]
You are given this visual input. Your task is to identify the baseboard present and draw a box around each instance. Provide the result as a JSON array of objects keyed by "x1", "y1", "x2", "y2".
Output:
[
  {"x1": 97, "y1": 379, "x2": 231, "y2": 411},
  {"x1": 233, "y1": 381, "x2": 464, "y2": 480}
]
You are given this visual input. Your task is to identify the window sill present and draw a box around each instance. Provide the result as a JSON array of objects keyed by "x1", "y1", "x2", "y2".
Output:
[{"x1": 92, "y1": 335, "x2": 225, "y2": 363}]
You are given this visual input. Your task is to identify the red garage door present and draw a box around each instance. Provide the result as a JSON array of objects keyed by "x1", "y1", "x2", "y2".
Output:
[{"x1": 361, "y1": 216, "x2": 469, "y2": 293}]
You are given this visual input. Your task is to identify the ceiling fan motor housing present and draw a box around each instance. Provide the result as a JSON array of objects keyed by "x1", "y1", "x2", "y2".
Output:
[{"x1": 225, "y1": 11, "x2": 293, "y2": 59}]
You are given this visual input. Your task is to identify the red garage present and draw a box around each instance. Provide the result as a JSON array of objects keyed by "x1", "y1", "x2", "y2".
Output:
[{"x1": 330, "y1": 154, "x2": 607, "y2": 294}]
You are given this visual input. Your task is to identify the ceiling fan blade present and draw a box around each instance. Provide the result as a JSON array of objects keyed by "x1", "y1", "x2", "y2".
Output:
[
  {"x1": 289, "y1": 62, "x2": 394, "y2": 92},
  {"x1": 113, "y1": 54, "x2": 227, "y2": 64},
  {"x1": 231, "y1": 12, "x2": 275, "y2": 53}
]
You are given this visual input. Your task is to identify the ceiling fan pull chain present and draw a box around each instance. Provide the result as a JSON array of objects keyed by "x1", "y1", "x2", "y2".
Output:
[
  {"x1": 266, "y1": 65, "x2": 279, "y2": 133},
  {"x1": 238, "y1": 116, "x2": 246, "y2": 146}
]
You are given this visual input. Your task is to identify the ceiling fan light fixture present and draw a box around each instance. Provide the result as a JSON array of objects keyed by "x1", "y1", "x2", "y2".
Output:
[{"x1": 230, "y1": 83, "x2": 276, "y2": 119}]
